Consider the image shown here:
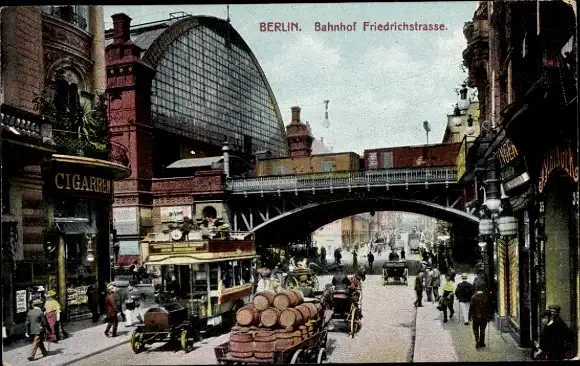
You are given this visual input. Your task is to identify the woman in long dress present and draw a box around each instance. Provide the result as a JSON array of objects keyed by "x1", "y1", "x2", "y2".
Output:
[{"x1": 44, "y1": 290, "x2": 60, "y2": 342}]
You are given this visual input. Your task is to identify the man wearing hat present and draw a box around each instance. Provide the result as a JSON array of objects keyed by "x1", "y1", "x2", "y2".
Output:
[
  {"x1": 547, "y1": 304, "x2": 572, "y2": 359},
  {"x1": 332, "y1": 266, "x2": 350, "y2": 291},
  {"x1": 25, "y1": 298, "x2": 51, "y2": 361},
  {"x1": 455, "y1": 273, "x2": 475, "y2": 325},
  {"x1": 104, "y1": 284, "x2": 118, "y2": 337}
]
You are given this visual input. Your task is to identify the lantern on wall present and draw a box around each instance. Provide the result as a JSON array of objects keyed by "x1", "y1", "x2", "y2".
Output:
[
  {"x1": 457, "y1": 83, "x2": 470, "y2": 111},
  {"x1": 479, "y1": 217, "x2": 494, "y2": 235},
  {"x1": 448, "y1": 104, "x2": 463, "y2": 133}
]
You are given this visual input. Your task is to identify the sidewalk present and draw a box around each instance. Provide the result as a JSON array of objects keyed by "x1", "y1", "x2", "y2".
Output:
[
  {"x1": 413, "y1": 274, "x2": 531, "y2": 362},
  {"x1": 2, "y1": 304, "x2": 153, "y2": 366}
]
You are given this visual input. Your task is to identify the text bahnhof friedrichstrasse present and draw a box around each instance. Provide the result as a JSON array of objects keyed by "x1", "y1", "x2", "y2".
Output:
[{"x1": 260, "y1": 21, "x2": 447, "y2": 33}]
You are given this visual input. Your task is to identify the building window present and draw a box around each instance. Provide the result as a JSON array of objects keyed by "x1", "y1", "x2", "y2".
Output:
[
  {"x1": 42, "y1": 6, "x2": 88, "y2": 31},
  {"x1": 382, "y1": 152, "x2": 394, "y2": 169}
]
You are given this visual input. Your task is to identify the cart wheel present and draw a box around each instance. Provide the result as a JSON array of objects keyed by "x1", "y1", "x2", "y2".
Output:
[
  {"x1": 181, "y1": 329, "x2": 194, "y2": 353},
  {"x1": 290, "y1": 349, "x2": 303, "y2": 364},
  {"x1": 285, "y1": 275, "x2": 300, "y2": 290},
  {"x1": 317, "y1": 348, "x2": 328, "y2": 364},
  {"x1": 350, "y1": 307, "x2": 358, "y2": 338},
  {"x1": 130, "y1": 329, "x2": 145, "y2": 354},
  {"x1": 310, "y1": 275, "x2": 320, "y2": 291}
]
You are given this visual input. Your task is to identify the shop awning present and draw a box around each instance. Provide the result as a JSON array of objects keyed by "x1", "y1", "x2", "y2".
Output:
[
  {"x1": 166, "y1": 156, "x2": 223, "y2": 169},
  {"x1": 145, "y1": 253, "x2": 256, "y2": 266},
  {"x1": 56, "y1": 222, "x2": 97, "y2": 235}
]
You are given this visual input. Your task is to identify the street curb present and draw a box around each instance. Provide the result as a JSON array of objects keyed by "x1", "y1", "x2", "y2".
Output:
[
  {"x1": 59, "y1": 338, "x2": 130, "y2": 366},
  {"x1": 409, "y1": 306, "x2": 418, "y2": 363}
]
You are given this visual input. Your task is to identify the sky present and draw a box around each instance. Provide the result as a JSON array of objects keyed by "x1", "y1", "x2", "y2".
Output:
[{"x1": 104, "y1": 3, "x2": 478, "y2": 155}]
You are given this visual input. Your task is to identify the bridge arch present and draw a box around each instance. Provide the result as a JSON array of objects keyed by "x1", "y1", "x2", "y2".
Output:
[{"x1": 246, "y1": 197, "x2": 479, "y2": 242}]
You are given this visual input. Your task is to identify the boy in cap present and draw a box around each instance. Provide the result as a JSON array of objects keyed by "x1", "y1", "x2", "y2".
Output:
[
  {"x1": 25, "y1": 298, "x2": 51, "y2": 361},
  {"x1": 104, "y1": 284, "x2": 118, "y2": 337}
]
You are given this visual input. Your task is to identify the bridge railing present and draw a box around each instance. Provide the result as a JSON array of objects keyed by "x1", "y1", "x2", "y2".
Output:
[{"x1": 226, "y1": 166, "x2": 457, "y2": 193}]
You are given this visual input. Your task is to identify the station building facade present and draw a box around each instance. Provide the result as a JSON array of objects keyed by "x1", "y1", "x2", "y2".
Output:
[{"x1": 104, "y1": 13, "x2": 288, "y2": 266}]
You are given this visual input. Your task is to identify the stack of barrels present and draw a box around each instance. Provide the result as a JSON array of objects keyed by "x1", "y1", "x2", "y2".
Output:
[{"x1": 228, "y1": 289, "x2": 324, "y2": 360}]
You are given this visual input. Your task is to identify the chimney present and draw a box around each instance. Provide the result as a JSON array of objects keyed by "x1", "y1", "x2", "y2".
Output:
[
  {"x1": 112, "y1": 13, "x2": 132, "y2": 44},
  {"x1": 291, "y1": 106, "x2": 301, "y2": 124}
]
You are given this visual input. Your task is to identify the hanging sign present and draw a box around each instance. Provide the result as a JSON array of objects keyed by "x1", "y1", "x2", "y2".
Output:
[{"x1": 538, "y1": 141, "x2": 579, "y2": 193}]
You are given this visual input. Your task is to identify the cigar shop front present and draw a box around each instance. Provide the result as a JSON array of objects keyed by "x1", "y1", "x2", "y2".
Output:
[{"x1": 42, "y1": 155, "x2": 130, "y2": 321}]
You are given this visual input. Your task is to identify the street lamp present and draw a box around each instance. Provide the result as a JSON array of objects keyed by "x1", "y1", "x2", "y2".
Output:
[
  {"x1": 448, "y1": 104, "x2": 463, "y2": 133},
  {"x1": 423, "y1": 121, "x2": 431, "y2": 145},
  {"x1": 323, "y1": 100, "x2": 330, "y2": 128},
  {"x1": 86, "y1": 235, "x2": 95, "y2": 263},
  {"x1": 466, "y1": 115, "x2": 476, "y2": 136},
  {"x1": 457, "y1": 83, "x2": 470, "y2": 111}
]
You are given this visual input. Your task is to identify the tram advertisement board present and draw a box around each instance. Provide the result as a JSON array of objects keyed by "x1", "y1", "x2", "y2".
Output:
[{"x1": 149, "y1": 242, "x2": 208, "y2": 255}]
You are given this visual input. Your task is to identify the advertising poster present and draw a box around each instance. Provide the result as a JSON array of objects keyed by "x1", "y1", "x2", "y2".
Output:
[{"x1": 16, "y1": 289, "x2": 27, "y2": 313}]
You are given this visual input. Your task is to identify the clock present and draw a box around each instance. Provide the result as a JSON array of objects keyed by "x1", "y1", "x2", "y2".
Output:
[{"x1": 170, "y1": 229, "x2": 183, "y2": 241}]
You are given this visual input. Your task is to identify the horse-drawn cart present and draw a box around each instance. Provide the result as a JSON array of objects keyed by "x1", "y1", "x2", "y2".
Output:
[
  {"x1": 382, "y1": 261, "x2": 408, "y2": 285},
  {"x1": 214, "y1": 328, "x2": 328, "y2": 364}
]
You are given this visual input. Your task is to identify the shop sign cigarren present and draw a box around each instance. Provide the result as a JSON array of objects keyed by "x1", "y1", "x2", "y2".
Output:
[{"x1": 538, "y1": 141, "x2": 579, "y2": 193}]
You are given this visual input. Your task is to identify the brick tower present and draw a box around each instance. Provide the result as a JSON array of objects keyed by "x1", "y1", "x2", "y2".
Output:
[
  {"x1": 105, "y1": 13, "x2": 155, "y2": 240},
  {"x1": 286, "y1": 106, "x2": 314, "y2": 158}
]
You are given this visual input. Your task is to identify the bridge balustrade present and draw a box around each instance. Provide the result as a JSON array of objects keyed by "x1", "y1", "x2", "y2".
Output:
[{"x1": 226, "y1": 166, "x2": 457, "y2": 193}]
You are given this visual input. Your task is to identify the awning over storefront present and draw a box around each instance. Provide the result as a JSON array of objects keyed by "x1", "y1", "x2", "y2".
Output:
[
  {"x1": 56, "y1": 221, "x2": 97, "y2": 235},
  {"x1": 145, "y1": 253, "x2": 256, "y2": 266}
]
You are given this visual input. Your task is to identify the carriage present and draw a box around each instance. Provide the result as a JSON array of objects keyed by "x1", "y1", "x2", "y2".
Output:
[
  {"x1": 285, "y1": 267, "x2": 320, "y2": 291},
  {"x1": 329, "y1": 288, "x2": 362, "y2": 337},
  {"x1": 382, "y1": 261, "x2": 408, "y2": 285}
]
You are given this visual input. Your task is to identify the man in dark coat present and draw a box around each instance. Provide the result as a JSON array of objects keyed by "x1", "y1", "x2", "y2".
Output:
[
  {"x1": 26, "y1": 299, "x2": 51, "y2": 361},
  {"x1": 455, "y1": 273, "x2": 475, "y2": 325},
  {"x1": 104, "y1": 284, "x2": 118, "y2": 337},
  {"x1": 400, "y1": 248, "x2": 406, "y2": 260},
  {"x1": 535, "y1": 309, "x2": 569, "y2": 360},
  {"x1": 473, "y1": 271, "x2": 486, "y2": 293},
  {"x1": 320, "y1": 246, "x2": 327, "y2": 265},
  {"x1": 545, "y1": 304, "x2": 572, "y2": 359},
  {"x1": 413, "y1": 271, "x2": 424, "y2": 307},
  {"x1": 331, "y1": 266, "x2": 350, "y2": 291},
  {"x1": 87, "y1": 285, "x2": 100, "y2": 323},
  {"x1": 367, "y1": 252, "x2": 375, "y2": 272},
  {"x1": 468, "y1": 284, "x2": 490, "y2": 349},
  {"x1": 334, "y1": 248, "x2": 342, "y2": 265}
]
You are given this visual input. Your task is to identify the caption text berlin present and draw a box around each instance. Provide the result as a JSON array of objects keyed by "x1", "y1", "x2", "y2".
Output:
[{"x1": 259, "y1": 21, "x2": 447, "y2": 32}]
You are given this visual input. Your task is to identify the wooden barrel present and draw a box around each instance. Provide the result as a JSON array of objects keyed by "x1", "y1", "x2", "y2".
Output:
[
  {"x1": 253, "y1": 330, "x2": 276, "y2": 359},
  {"x1": 236, "y1": 305, "x2": 260, "y2": 326},
  {"x1": 278, "y1": 308, "x2": 305, "y2": 329},
  {"x1": 290, "y1": 289, "x2": 305, "y2": 304},
  {"x1": 272, "y1": 291, "x2": 300, "y2": 310},
  {"x1": 253, "y1": 290, "x2": 276, "y2": 311},
  {"x1": 303, "y1": 303, "x2": 318, "y2": 319},
  {"x1": 260, "y1": 307, "x2": 281, "y2": 328},
  {"x1": 230, "y1": 330, "x2": 253, "y2": 358},
  {"x1": 275, "y1": 329, "x2": 296, "y2": 351},
  {"x1": 295, "y1": 305, "x2": 311, "y2": 322},
  {"x1": 292, "y1": 330, "x2": 303, "y2": 345}
]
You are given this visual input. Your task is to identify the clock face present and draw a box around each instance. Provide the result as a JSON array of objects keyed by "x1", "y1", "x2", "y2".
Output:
[{"x1": 170, "y1": 229, "x2": 183, "y2": 241}]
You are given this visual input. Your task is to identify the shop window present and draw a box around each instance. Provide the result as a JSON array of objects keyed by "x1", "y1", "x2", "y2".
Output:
[{"x1": 209, "y1": 263, "x2": 219, "y2": 290}]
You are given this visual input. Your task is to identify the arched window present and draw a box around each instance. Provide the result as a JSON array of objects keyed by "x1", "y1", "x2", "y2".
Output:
[{"x1": 201, "y1": 206, "x2": 217, "y2": 220}]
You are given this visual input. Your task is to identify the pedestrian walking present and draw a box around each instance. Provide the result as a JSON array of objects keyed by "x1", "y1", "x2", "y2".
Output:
[
  {"x1": 431, "y1": 266, "x2": 441, "y2": 301},
  {"x1": 413, "y1": 271, "x2": 425, "y2": 307},
  {"x1": 547, "y1": 304, "x2": 573, "y2": 359},
  {"x1": 87, "y1": 285, "x2": 100, "y2": 323},
  {"x1": 104, "y1": 284, "x2": 118, "y2": 338},
  {"x1": 473, "y1": 271, "x2": 486, "y2": 293},
  {"x1": 113, "y1": 283, "x2": 127, "y2": 322},
  {"x1": 455, "y1": 273, "x2": 475, "y2": 325},
  {"x1": 424, "y1": 267, "x2": 433, "y2": 302},
  {"x1": 468, "y1": 284, "x2": 491, "y2": 349},
  {"x1": 367, "y1": 252, "x2": 375, "y2": 273},
  {"x1": 400, "y1": 248, "x2": 406, "y2": 260},
  {"x1": 43, "y1": 291, "x2": 59, "y2": 343},
  {"x1": 320, "y1": 246, "x2": 327, "y2": 265},
  {"x1": 334, "y1": 248, "x2": 342, "y2": 265},
  {"x1": 437, "y1": 274, "x2": 455, "y2": 323},
  {"x1": 352, "y1": 249, "x2": 358, "y2": 270},
  {"x1": 25, "y1": 299, "x2": 51, "y2": 361}
]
